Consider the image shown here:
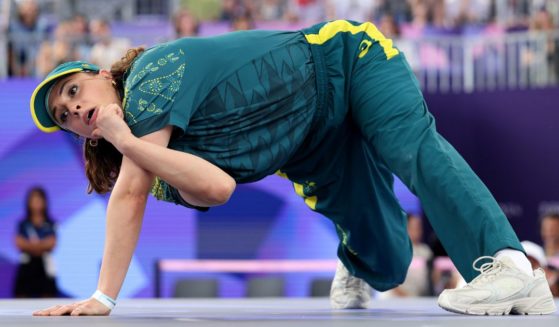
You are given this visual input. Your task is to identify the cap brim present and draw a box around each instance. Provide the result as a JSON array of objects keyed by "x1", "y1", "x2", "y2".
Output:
[{"x1": 30, "y1": 68, "x2": 83, "y2": 133}]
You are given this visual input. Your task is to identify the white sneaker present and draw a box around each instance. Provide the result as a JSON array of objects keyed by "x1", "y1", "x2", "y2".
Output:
[
  {"x1": 438, "y1": 256, "x2": 557, "y2": 315},
  {"x1": 330, "y1": 260, "x2": 372, "y2": 309}
]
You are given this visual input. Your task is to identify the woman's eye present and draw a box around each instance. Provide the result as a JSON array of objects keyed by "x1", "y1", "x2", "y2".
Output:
[
  {"x1": 60, "y1": 111, "x2": 68, "y2": 123},
  {"x1": 68, "y1": 85, "x2": 78, "y2": 96}
]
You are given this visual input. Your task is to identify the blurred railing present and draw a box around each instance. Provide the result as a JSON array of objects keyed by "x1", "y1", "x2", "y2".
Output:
[
  {"x1": 400, "y1": 30, "x2": 559, "y2": 93},
  {"x1": 0, "y1": 32, "x2": 6, "y2": 78},
  {"x1": 1, "y1": 26, "x2": 558, "y2": 94}
]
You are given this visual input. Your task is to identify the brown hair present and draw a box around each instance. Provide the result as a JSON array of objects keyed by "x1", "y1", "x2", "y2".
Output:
[{"x1": 84, "y1": 46, "x2": 145, "y2": 194}]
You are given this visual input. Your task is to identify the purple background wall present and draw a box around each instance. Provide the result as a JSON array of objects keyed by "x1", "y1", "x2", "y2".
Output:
[{"x1": 425, "y1": 88, "x2": 559, "y2": 243}]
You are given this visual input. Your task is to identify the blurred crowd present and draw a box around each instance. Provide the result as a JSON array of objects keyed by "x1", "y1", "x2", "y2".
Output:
[
  {"x1": 2, "y1": 0, "x2": 559, "y2": 78},
  {"x1": 6, "y1": 0, "x2": 131, "y2": 76}
]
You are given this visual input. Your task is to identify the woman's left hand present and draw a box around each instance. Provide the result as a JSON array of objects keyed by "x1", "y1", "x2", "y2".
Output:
[
  {"x1": 91, "y1": 103, "x2": 131, "y2": 149},
  {"x1": 33, "y1": 298, "x2": 112, "y2": 316}
]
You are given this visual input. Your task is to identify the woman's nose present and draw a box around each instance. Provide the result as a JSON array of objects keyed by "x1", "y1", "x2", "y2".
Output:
[{"x1": 69, "y1": 104, "x2": 81, "y2": 115}]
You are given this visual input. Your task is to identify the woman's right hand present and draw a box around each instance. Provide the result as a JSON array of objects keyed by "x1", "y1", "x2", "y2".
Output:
[
  {"x1": 32, "y1": 298, "x2": 111, "y2": 316},
  {"x1": 91, "y1": 103, "x2": 131, "y2": 149}
]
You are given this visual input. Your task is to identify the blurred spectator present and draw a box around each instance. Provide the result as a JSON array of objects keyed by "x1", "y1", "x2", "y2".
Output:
[
  {"x1": 69, "y1": 13, "x2": 93, "y2": 61},
  {"x1": 325, "y1": 0, "x2": 376, "y2": 22},
  {"x1": 501, "y1": 0, "x2": 531, "y2": 31},
  {"x1": 428, "y1": 231, "x2": 464, "y2": 295},
  {"x1": 380, "y1": 214, "x2": 432, "y2": 297},
  {"x1": 35, "y1": 19, "x2": 79, "y2": 77},
  {"x1": 372, "y1": 0, "x2": 413, "y2": 25},
  {"x1": 173, "y1": 9, "x2": 200, "y2": 38},
  {"x1": 521, "y1": 240, "x2": 559, "y2": 297},
  {"x1": 254, "y1": 0, "x2": 289, "y2": 21},
  {"x1": 89, "y1": 19, "x2": 132, "y2": 70},
  {"x1": 231, "y1": 11, "x2": 255, "y2": 31},
  {"x1": 285, "y1": 0, "x2": 326, "y2": 24},
  {"x1": 407, "y1": 214, "x2": 433, "y2": 260},
  {"x1": 13, "y1": 187, "x2": 59, "y2": 298},
  {"x1": 7, "y1": 0, "x2": 48, "y2": 76},
  {"x1": 541, "y1": 213, "x2": 559, "y2": 257},
  {"x1": 401, "y1": 0, "x2": 429, "y2": 38},
  {"x1": 219, "y1": 0, "x2": 242, "y2": 21},
  {"x1": 522, "y1": 240, "x2": 547, "y2": 269},
  {"x1": 430, "y1": 0, "x2": 446, "y2": 28},
  {"x1": 378, "y1": 13, "x2": 401, "y2": 38},
  {"x1": 445, "y1": 0, "x2": 493, "y2": 28},
  {"x1": 528, "y1": 8, "x2": 559, "y2": 82}
]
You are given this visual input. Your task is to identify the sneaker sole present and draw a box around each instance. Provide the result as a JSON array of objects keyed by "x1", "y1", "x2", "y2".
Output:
[
  {"x1": 331, "y1": 298, "x2": 370, "y2": 310},
  {"x1": 438, "y1": 295, "x2": 557, "y2": 315}
]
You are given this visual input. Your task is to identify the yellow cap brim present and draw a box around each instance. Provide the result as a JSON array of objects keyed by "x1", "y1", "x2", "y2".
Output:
[{"x1": 29, "y1": 68, "x2": 83, "y2": 133}]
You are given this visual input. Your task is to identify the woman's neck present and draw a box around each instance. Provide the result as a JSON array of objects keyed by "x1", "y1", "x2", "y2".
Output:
[{"x1": 30, "y1": 213, "x2": 45, "y2": 227}]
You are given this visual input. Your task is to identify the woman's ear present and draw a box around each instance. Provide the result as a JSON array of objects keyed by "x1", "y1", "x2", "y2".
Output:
[{"x1": 98, "y1": 69, "x2": 113, "y2": 80}]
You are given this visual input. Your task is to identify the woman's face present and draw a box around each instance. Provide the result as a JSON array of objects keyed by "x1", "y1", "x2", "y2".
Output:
[
  {"x1": 28, "y1": 192, "x2": 46, "y2": 215},
  {"x1": 47, "y1": 71, "x2": 121, "y2": 138}
]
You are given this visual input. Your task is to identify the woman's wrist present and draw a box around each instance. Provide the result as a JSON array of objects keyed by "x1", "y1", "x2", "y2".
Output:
[{"x1": 91, "y1": 290, "x2": 117, "y2": 310}]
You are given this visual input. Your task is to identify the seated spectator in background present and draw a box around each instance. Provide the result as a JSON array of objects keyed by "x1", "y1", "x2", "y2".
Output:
[
  {"x1": 89, "y1": 19, "x2": 132, "y2": 70},
  {"x1": 14, "y1": 187, "x2": 59, "y2": 298},
  {"x1": 407, "y1": 213, "x2": 433, "y2": 261},
  {"x1": 528, "y1": 8, "x2": 559, "y2": 82},
  {"x1": 521, "y1": 240, "x2": 558, "y2": 297},
  {"x1": 378, "y1": 14, "x2": 400, "y2": 39},
  {"x1": 254, "y1": 0, "x2": 288, "y2": 21},
  {"x1": 521, "y1": 240, "x2": 547, "y2": 270},
  {"x1": 370, "y1": 0, "x2": 412, "y2": 25},
  {"x1": 380, "y1": 213, "x2": 432, "y2": 297},
  {"x1": 35, "y1": 20, "x2": 80, "y2": 77},
  {"x1": 541, "y1": 212, "x2": 559, "y2": 258},
  {"x1": 325, "y1": 0, "x2": 374, "y2": 23},
  {"x1": 219, "y1": 0, "x2": 242, "y2": 22},
  {"x1": 502, "y1": 0, "x2": 530, "y2": 31},
  {"x1": 173, "y1": 9, "x2": 200, "y2": 38},
  {"x1": 285, "y1": 0, "x2": 325, "y2": 24},
  {"x1": 428, "y1": 232, "x2": 464, "y2": 295},
  {"x1": 231, "y1": 12, "x2": 255, "y2": 31},
  {"x1": 400, "y1": 0, "x2": 429, "y2": 38},
  {"x1": 8, "y1": 0, "x2": 48, "y2": 76},
  {"x1": 69, "y1": 13, "x2": 93, "y2": 61},
  {"x1": 445, "y1": 0, "x2": 492, "y2": 28}
]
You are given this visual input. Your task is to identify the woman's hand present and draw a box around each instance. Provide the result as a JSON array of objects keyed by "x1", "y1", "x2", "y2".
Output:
[
  {"x1": 32, "y1": 298, "x2": 111, "y2": 316},
  {"x1": 91, "y1": 103, "x2": 132, "y2": 150}
]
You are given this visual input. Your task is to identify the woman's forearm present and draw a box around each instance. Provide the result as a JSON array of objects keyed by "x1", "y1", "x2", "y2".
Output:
[
  {"x1": 96, "y1": 191, "x2": 147, "y2": 300},
  {"x1": 117, "y1": 133, "x2": 236, "y2": 206},
  {"x1": 15, "y1": 237, "x2": 40, "y2": 255},
  {"x1": 39, "y1": 236, "x2": 56, "y2": 252}
]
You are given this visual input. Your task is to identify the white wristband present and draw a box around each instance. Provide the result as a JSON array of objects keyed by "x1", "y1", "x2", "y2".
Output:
[{"x1": 91, "y1": 290, "x2": 117, "y2": 310}]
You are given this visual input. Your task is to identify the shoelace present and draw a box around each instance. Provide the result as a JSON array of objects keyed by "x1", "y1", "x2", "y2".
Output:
[{"x1": 469, "y1": 256, "x2": 504, "y2": 286}]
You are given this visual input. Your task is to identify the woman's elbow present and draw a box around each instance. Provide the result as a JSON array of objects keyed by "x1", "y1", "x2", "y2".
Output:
[{"x1": 206, "y1": 178, "x2": 236, "y2": 206}]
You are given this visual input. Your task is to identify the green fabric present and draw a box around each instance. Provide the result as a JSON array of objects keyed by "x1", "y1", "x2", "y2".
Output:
[
  {"x1": 277, "y1": 21, "x2": 523, "y2": 289},
  {"x1": 124, "y1": 20, "x2": 524, "y2": 289},
  {"x1": 123, "y1": 31, "x2": 318, "y2": 205}
]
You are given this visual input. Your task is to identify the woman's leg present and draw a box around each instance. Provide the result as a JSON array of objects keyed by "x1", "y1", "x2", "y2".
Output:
[
  {"x1": 349, "y1": 50, "x2": 523, "y2": 282},
  {"x1": 283, "y1": 127, "x2": 413, "y2": 291}
]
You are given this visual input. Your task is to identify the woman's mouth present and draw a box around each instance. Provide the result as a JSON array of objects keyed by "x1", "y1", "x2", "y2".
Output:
[{"x1": 86, "y1": 108, "x2": 96, "y2": 125}]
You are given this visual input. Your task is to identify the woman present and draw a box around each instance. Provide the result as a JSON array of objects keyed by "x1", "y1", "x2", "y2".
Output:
[
  {"x1": 30, "y1": 20, "x2": 554, "y2": 316},
  {"x1": 14, "y1": 187, "x2": 59, "y2": 298}
]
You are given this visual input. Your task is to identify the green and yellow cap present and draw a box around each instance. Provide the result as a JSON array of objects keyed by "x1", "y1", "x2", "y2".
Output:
[{"x1": 30, "y1": 61, "x2": 100, "y2": 133}]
